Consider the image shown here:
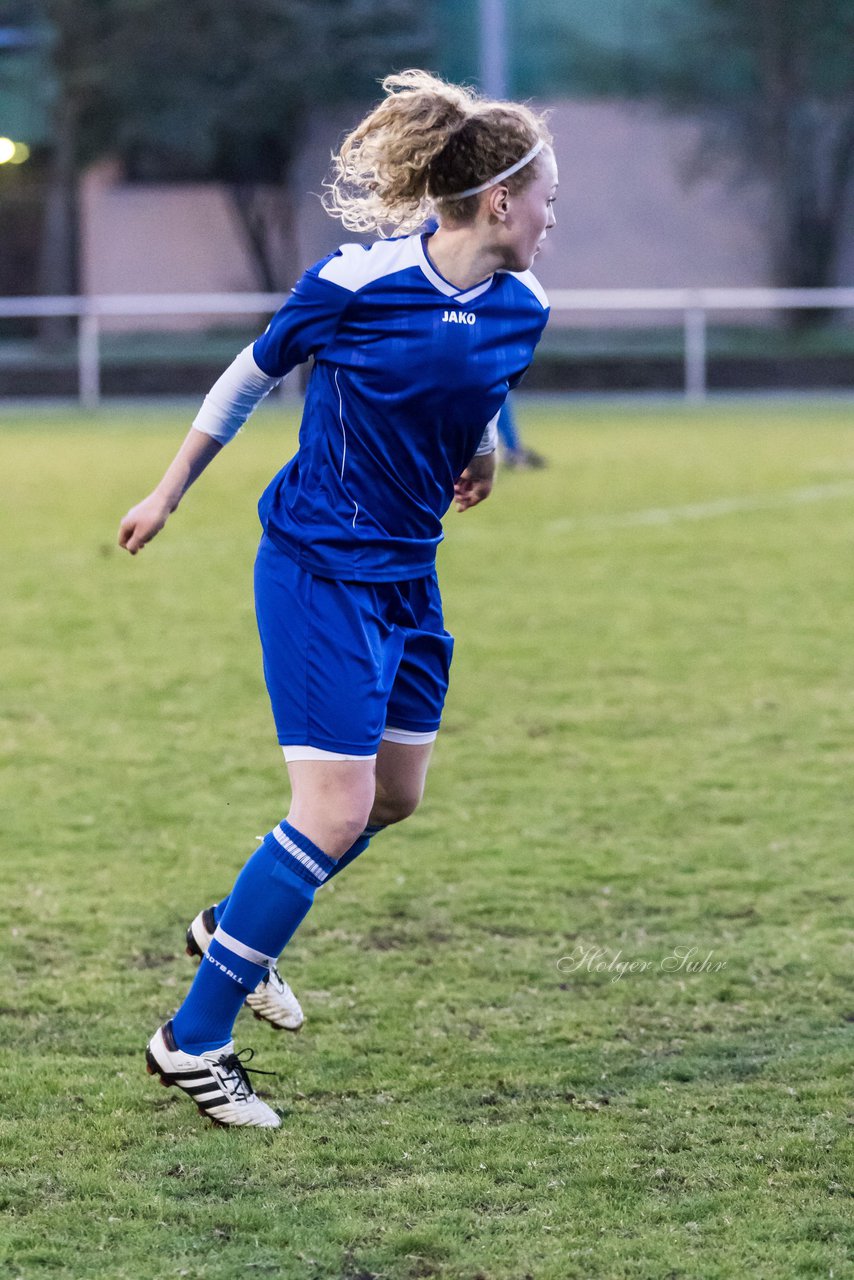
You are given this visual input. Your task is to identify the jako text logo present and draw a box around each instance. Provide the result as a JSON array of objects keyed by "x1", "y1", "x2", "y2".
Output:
[{"x1": 442, "y1": 310, "x2": 476, "y2": 325}]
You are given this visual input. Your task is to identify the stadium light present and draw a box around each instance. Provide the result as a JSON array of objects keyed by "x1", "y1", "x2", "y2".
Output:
[{"x1": 0, "y1": 137, "x2": 29, "y2": 163}]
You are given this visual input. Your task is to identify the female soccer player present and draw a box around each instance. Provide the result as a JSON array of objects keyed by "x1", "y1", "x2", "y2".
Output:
[{"x1": 120, "y1": 69, "x2": 557, "y2": 1127}]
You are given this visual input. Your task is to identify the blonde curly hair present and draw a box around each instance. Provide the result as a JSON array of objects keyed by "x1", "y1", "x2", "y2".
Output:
[{"x1": 323, "y1": 69, "x2": 552, "y2": 235}]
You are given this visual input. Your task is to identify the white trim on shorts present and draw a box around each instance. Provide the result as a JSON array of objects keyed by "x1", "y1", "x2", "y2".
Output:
[
  {"x1": 382, "y1": 726, "x2": 439, "y2": 745},
  {"x1": 282, "y1": 726, "x2": 437, "y2": 761},
  {"x1": 282, "y1": 745, "x2": 377, "y2": 762}
]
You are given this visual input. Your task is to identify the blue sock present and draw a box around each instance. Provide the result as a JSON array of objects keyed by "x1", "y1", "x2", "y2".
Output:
[
  {"x1": 172, "y1": 822, "x2": 336, "y2": 1053},
  {"x1": 211, "y1": 824, "x2": 383, "y2": 923},
  {"x1": 497, "y1": 400, "x2": 520, "y2": 452}
]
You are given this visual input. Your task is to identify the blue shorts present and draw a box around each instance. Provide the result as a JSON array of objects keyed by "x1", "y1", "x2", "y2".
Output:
[{"x1": 254, "y1": 534, "x2": 454, "y2": 757}]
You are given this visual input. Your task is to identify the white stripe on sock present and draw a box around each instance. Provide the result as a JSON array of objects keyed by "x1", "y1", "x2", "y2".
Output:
[
  {"x1": 271, "y1": 826, "x2": 330, "y2": 883},
  {"x1": 211, "y1": 925, "x2": 274, "y2": 971}
]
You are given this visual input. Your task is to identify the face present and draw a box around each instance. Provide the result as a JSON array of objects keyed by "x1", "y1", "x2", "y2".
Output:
[{"x1": 492, "y1": 145, "x2": 559, "y2": 272}]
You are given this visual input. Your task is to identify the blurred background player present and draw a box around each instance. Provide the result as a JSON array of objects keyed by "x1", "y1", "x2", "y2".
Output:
[
  {"x1": 497, "y1": 397, "x2": 547, "y2": 469},
  {"x1": 119, "y1": 69, "x2": 556, "y2": 1128}
]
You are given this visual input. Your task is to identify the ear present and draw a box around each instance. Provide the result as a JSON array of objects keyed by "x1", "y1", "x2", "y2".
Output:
[{"x1": 485, "y1": 184, "x2": 510, "y2": 221}]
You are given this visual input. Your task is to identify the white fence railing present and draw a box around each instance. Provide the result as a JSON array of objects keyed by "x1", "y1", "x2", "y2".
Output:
[
  {"x1": 0, "y1": 293, "x2": 284, "y2": 410},
  {"x1": 1, "y1": 288, "x2": 854, "y2": 407},
  {"x1": 548, "y1": 288, "x2": 854, "y2": 401}
]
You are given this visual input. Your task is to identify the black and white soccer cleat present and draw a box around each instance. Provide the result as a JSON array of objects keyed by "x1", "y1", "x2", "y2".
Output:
[
  {"x1": 145, "y1": 1021, "x2": 281, "y2": 1128},
  {"x1": 185, "y1": 907, "x2": 305, "y2": 1033}
]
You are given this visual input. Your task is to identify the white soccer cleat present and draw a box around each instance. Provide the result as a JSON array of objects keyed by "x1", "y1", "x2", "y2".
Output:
[
  {"x1": 145, "y1": 1021, "x2": 281, "y2": 1128},
  {"x1": 185, "y1": 907, "x2": 305, "y2": 1033},
  {"x1": 185, "y1": 906, "x2": 218, "y2": 959},
  {"x1": 245, "y1": 966, "x2": 305, "y2": 1031}
]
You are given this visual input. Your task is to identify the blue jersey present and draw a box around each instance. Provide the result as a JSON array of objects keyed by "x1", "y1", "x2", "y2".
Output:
[{"x1": 253, "y1": 232, "x2": 549, "y2": 582}]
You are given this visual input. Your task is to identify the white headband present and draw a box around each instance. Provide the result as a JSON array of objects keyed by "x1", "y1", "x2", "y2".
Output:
[{"x1": 442, "y1": 138, "x2": 545, "y2": 202}]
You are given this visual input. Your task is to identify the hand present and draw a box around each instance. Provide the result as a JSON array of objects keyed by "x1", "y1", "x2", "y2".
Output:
[
  {"x1": 453, "y1": 452, "x2": 495, "y2": 512},
  {"x1": 118, "y1": 493, "x2": 173, "y2": 555}
]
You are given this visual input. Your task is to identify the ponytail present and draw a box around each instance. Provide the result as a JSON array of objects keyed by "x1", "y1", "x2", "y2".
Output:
[{"x1": 323, "y1": 70, "x2": 551, "y2": 234}]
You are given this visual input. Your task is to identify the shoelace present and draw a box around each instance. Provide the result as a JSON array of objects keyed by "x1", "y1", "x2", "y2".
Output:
[
  {"x1": 216, "y1": 1048, "x2": 276, "y2": 1104},
  {"x1": 266, "y1": 966, "x2": 286, "y2": 994}
]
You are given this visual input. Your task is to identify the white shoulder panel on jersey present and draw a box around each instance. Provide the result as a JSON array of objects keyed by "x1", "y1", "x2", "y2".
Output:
[
  {"x1": 318, "y1": 236, "x2": 421, "y2": 293},
  {"x1": 505, "y1": 269, "x2": 550, "y2": 311}
]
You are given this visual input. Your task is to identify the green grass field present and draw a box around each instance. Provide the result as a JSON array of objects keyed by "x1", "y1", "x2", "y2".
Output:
[{"x1": 1, "y1": 399, "x2": 852, "y2": 1280}]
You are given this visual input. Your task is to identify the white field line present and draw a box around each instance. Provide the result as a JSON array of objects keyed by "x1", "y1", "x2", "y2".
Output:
[{"x1": 546, "y1": 480, "x2": 854, "y2": 534}]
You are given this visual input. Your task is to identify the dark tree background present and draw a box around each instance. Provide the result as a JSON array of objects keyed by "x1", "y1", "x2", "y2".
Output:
[
  {"x1": 5, "y1": 0, "x2": 854, "y2": 313},
  {"x1": 0, "y1": 0, "x2": 434, "y2": 313},
  {"x1": 568, "y1": 0, "x2": 854, "y2": 294}
]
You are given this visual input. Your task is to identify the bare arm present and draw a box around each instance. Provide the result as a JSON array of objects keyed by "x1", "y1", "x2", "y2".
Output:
[
  {"x1": 453, "y1": 449, "x2": 496, "y2": 512},
  {"x1": 118, "y1": 344, "x2": 283, "y2": 555},
  {"x1": 118, "y1": 428, "x2": 223, "y2": 555}
]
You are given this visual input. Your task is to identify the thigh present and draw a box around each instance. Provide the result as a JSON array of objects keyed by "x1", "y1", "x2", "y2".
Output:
[
  {"x1": 286, "y1": 757, "x2": 377, "y2": 857},
  {"x1": 254, "y1": 535, "x2": 404, "y2": 756},
  {"x1": 373, "y1": 738, "x2": 435, "y2": 824}
]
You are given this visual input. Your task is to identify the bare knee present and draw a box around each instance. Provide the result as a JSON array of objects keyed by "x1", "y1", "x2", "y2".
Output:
[
  {"x1": 286, "y1": 758, "x2": 376, "y2": 859},
  {"x1": 286, "y1": 804, "x2": 372, "y2": 859},
  {"x1": 328, "y1": 811, "x2": 375, "y2": 856},
  {"x1": 371, "y1": 782, "x2": 423, "y2": 827}
]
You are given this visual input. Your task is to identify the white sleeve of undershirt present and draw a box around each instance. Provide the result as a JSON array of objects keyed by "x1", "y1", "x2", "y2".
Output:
[
  {"x1": 191, "y1": 344, "x2": 281, "y2": 444},
  {"x1": 474, "y1": 410, "x2": 499, "y2": 456}
]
